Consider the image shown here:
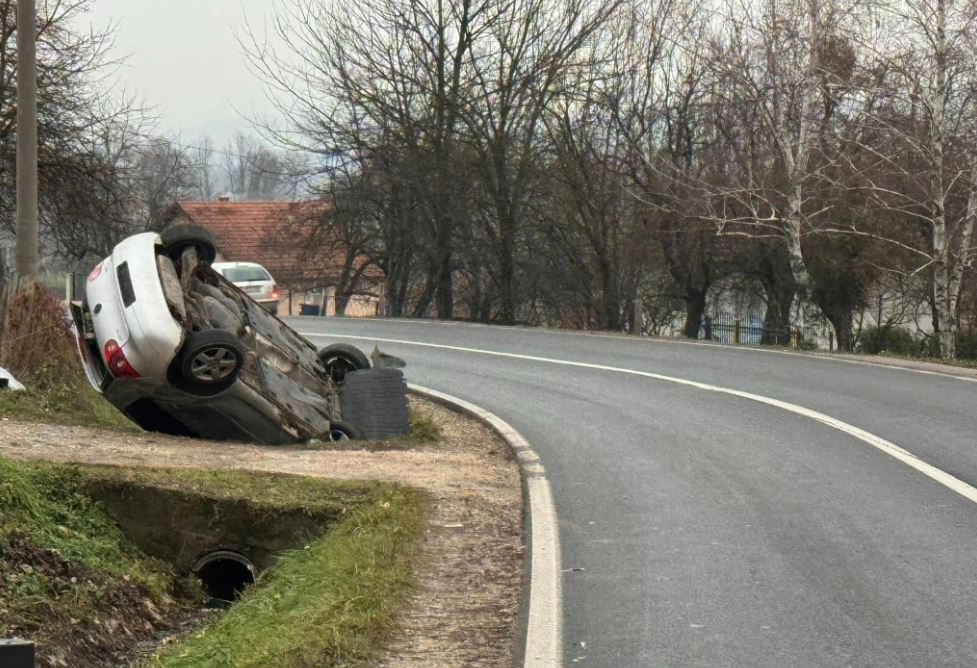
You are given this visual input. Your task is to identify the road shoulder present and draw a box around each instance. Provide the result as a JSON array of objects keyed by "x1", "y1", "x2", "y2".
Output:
[{"x1": 0, "y1": 397, "x2": 523, "y2": 666}]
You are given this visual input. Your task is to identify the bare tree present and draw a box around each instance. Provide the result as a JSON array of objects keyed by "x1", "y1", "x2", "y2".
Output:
[
  {"x1": 220, "y1": 133, "x2": 298, "y2": 201},
  {"x1": 704, "y1": 0, "x2": 862, "y2": 334},
  {"x1": 0, "y1": 0, "x2": 119, "y2": 260},
  {"x1": 839, "y1": 0, "x2": 977, "y2": 357},
  {"x1": 458, "y1": 0, "x2": 624, "y2": 323}
]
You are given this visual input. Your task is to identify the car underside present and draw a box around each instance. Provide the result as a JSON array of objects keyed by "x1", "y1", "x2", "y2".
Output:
[{"x1": 72, "y1": 229, "x2": 346, "y2": 445}]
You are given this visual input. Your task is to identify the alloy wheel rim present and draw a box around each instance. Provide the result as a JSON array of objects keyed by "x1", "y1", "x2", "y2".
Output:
[{"x1": 190, "y1": 347, "x2": 238, "y2": 382}]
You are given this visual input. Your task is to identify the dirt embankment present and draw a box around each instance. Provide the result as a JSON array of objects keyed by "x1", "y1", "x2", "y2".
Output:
[{"x1": 0, "y1": 397, "x2": 524, "y2": 667}]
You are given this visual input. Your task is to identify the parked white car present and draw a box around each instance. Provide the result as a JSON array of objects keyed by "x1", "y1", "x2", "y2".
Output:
[
  {"x1": 70, "y1": 225, "x2": 372, "y2": 444},
  {"x1": 212, "y1": 261, "x2": 280, "y2": 315}
]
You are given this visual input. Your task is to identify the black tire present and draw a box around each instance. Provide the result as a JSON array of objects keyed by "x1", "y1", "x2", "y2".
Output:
[
  {"x1": 177, "y1": 329, "x2": 245, "y2": 393},
  {"x1": 326, "y1": 420, "x2": 364, "y2": 442},
  {"x1": 339, "y1": 368, "x2": 410, "y2": 441},
  {"x1": 161, "y1": 224, "x2": 218, "y2": 264},
  {"x1": 318, "y1": 343, "x2": 370, "y2": 385}
]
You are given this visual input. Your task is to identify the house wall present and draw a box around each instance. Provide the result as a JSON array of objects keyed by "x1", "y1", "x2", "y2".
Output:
[{"x1": 278, "y1": 287, "x2": 379, "y2": 318}]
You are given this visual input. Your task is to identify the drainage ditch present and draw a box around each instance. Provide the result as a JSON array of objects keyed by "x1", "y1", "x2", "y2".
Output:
[{"x1": 84, "y1": 479, "x2": 341, "y2": 606}]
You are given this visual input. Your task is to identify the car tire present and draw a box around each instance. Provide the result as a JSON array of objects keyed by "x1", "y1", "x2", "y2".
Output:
[
  {"x1": 318, "y1": 343, "x2": 370, "y2": 385},
  {"x1": 339, "y1": 368, "x2": 410, "y2": 441},
  {"x1": 161, "y1": 224, "x2": 218, "y2": 264},
  {"x1": 177, "y1": 329, "x2": 245, "y2": 393},
  {"x1": 326, "y1": 420, "x2": 364, "y2": 442}
]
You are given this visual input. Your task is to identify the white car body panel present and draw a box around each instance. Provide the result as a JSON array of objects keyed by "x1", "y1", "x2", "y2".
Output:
[
  {"x1": 88, "y1": 232, "x2": 184, "y2": 379},
  {"x1": 86, "y1": 258, "x2": 130, "y2": 347}
]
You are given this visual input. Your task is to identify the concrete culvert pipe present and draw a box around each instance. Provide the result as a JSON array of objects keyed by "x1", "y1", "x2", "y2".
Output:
[{"x1": 193, "y1": 550, "x2": 256, "y2": 607}]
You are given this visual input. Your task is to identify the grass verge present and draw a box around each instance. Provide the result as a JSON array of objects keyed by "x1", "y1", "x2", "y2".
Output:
[
  {"x1": 0, "y1": 369, "x2": 137, "y2": 431},
  {"x1": 0, "y1": 456, "x2": 186, "y2": 667},
  {"x1": 0, "y1": 457, "x2": 426, "y2": 668},
  {"x1": 867, "y1": 351, "x2": 977, "y2": 370},
  {"x1": 149, "y1": 483, "x2": 426, "y2": 667}
]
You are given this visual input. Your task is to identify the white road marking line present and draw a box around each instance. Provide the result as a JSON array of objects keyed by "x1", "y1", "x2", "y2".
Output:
[
  {"x1": 292, "y1": 317, "x2": 977, "y2": 384},
  {"x1": 302, "y1": 331, "x2": 977, "y2": 506},
  {"x1": 407, "y1": 384, "x2": 562, "y2": 668}
]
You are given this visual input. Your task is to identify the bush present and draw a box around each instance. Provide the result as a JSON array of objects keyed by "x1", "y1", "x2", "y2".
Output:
[
  {"x1": 956, "y1": 329, "x2": 977, "y2": 360},
  {"x1": 0, "y1": 283, "x2": 76, "y2": 377},
  {"x1": 856, "y1": 325, "x2": 921, "y2": 356},
  {"x1": 0, "y1": 283, "x2": 135, "y2": 430},
  {"x1": 409, "y1": 408, "x2": 442, "y2": 443}
]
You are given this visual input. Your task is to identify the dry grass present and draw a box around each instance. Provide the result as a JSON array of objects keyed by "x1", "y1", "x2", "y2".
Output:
[
  {"x1": 0, "y1": 284, "x2": 76, "y2": 378},
  {"x1": 0, "y1": 285, "x2": 135, "y2": 431}
]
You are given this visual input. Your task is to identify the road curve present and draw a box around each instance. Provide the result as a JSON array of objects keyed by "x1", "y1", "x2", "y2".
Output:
[{"x1": 291, "y1": 317, "x2": 977, "y2": 668}]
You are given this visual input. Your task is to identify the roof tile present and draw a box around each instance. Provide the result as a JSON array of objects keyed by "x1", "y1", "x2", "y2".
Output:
[{"x1": 170, "y1": 201, "x2": 380, "y2": 286}]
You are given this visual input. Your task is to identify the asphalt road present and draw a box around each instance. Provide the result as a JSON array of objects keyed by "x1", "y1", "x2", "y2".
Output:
[{"x1": 289, "y1": 317, "x2": 977, "y2": 667}]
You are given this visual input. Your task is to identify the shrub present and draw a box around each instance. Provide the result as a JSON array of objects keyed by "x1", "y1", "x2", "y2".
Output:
[
  {"x1": 0, "y1": 283, "x2": 76, "y2": 378},
  {"x1": 856, "y1": 325, "x2": 921, "y2": 356},
  {"x1": 956, "y1": 329, "x2": 977, "y2": 360},
  {"x1": 409, "y1": 408, "x2": 442, "y2": 443}
]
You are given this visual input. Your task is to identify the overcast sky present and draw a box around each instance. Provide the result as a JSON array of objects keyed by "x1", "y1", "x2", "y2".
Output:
[{"x1": 76, "y1": 0, "x2": 283, "y2": 145}]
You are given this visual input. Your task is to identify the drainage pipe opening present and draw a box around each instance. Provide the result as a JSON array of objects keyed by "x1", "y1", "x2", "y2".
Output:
[{"x1": 193, "y1": 551, "x2": 256, "y2": 607}]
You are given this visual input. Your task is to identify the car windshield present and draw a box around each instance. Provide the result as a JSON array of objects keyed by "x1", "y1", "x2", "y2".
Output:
[{"x1": 222, "y1": 266, "x2": 271, "y2": 283}]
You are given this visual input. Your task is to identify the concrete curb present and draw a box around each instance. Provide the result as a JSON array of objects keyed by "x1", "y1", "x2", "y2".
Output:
[{"x1": 408, "y1": 384, "x2": 562, "y2": 668}]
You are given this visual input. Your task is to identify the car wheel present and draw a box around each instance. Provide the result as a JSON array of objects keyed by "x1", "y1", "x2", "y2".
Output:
[
  {"x1": 326, "y1": 420, "x2": 363, "y2": 442},
  {"x1": 161, "y1": 224, "x2": 218, "y2": 264},
  {"x1": 178, "y1": 329, "x2": 245, "y2": 392},
  {"x1": 318, "y1": 343, "x2": 370, "y2": 385}
]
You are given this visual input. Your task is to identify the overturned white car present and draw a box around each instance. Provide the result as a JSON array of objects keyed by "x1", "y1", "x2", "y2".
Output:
[{"x1": 70, "y1": 225, "x2": 404, "y2": 444}]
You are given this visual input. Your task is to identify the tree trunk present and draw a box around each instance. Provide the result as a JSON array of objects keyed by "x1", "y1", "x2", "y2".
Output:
[
  {"x1": 599, "y1": 257, "x2": 622, "y2": 330},
  {"x1": 434, "y1": 217, "x2": 453, "y2": 319},
  {"x1": 498, "y1": 213, "x2": 517, "y2": 325},
  {"x1": 932, "y1": 259, "x2": 956, "y2": 358},
  {"x1": 384, "y1": 261, "x2": 407, "y2": 318},
  {"x1": 682, "y1": 289, "x2": 707, "y2": 339},
  {"x1": 928, "y1": 0, "x2": 954, "y2": 359},
  {"x1": 948, "y1": 160, "x2": 977, "y2": 328},
  {"x1": 762, "y1": 279, "x2": 796, "y2": 345},
  {"x1": 335, "y1": 292, "x2": 350, "y2": 316},
  {"x1": 824, "y1": 308, "x2": 854, "y2": 352},
  {"x1": 412, "y1": 270, "x2": 436, "y2": 318}
]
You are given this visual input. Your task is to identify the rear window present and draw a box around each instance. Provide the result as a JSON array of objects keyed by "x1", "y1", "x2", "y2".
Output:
[{"x1": 221, "y1": 266, "x2": 272, "y2": 283}]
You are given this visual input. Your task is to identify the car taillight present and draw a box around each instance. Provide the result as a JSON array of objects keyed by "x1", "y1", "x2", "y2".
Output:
[
  {"x1": 87, "y1": 262, "x2": 103, "y2": 282},
  {"x1": 104, "y1": 339, "x2": 140, "y2": 378},
  {"x1": 271, "y1": 285, "x2": 280, "y2": 300}
]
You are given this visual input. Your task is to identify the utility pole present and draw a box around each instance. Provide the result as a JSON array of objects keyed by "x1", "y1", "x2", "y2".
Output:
[{"x1": 16, "y1": 0, "x2": 39, "y2": 282}]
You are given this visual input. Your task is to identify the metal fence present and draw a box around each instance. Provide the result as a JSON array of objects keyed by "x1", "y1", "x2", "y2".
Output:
[{"x1": 701, "y1": 313, "x2": 800, "y2": 348}]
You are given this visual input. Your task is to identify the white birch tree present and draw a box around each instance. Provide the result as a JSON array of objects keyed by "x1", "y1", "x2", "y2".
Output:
[
  {"x1": 705, "y1": 0, "x2": 860, "y2": 337},
  {"x1": 842, "y1": 0, "x2": 977, "y2": 357}
]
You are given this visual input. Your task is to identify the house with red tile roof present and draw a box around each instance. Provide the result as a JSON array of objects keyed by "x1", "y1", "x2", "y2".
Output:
[{"x1": 164, "y1": 198, "x2": 383, "y2": 316}]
